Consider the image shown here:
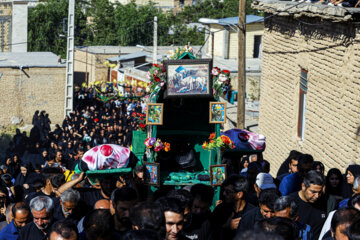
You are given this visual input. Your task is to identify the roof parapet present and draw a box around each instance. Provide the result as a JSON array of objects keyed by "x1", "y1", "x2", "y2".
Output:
[{"x1": 252, "y1": 0, "x2": 360, "y2": 22}]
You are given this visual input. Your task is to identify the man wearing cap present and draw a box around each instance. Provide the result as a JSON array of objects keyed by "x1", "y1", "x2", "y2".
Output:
[{"x1": 254, "y1": 173, "x2": 277, "y2": 198}]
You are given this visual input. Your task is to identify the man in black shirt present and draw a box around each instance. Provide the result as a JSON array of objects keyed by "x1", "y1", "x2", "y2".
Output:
[
  {"x1": 79, "y1": 176, "x2": 117, "y2": 210},
  {"x1": 53, "y1": 189, "x2": 83, "y2": 224},
  {"x1": 156, "y1": 197, "x2": 185, "y2": 240},
  {"x1": 237, "y1": 189, "x2": 279, "y2": 233},
  {"x1": 25, "y1": 167, "x2": 62, "y2": 205},
  {"x1": 183, "y1": 184, "x2": 213, "y2": 240},
  {"x1": 289, "y1": 170, "x2": 335, "y2": 240},
  {"x1": 201, "y1": 175, "x2": 255, "y2": 240},
  {"x1": 273, "y1": 196, "x2": 312, "y2": 240},
  {"x1": 48, "y1": 220, "x2": 78, "y2": 240},
  {"x1": 19, "y1": 196, "x2": 56, "y2": 240},
  {"x1": 130, "y1": 201, "x2": 165, "y2": 239},
  {"x1": 110, "y1": 187, "x2": 138, "y2": 236}
]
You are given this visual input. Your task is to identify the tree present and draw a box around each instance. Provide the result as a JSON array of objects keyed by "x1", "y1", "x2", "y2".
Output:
[
  {"x1": 84, "y1": 0, "x2": 117, "y2": 45},
  {"x1": 178, "y1": 0, "x2": 261, "y2": 23},
  {"x1": 28, "y1": 0, "x2": 262, "y2": 55},
  {"x1": 113, "y1": 2, "x2": 162, "y2": 46},
  {"x1": 28, "y1": 0, "x2": 89, "y2": 58}
]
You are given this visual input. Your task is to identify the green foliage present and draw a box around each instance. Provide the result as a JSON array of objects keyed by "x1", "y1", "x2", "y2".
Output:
[
  {"x1": 28, "y1": 0, "x2": 262, "y2": 56},
  {"x1": 28, "y1": 0, "x2": 89, "y2": 58},
  {"x1": 113, "y1": 2, "x2": 162, "y2": 46},
  {"x1": 0, "y1": 125, "x2": 18, "y2": 159},
  {"x1": 84, "y1": 0, "x2": 117, "y2": 45},
  {"x1": 177, "y1": 0, "x2": 261, "y2": 23}
]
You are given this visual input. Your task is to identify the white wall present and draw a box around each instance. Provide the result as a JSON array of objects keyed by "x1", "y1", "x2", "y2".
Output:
[{"x1": 11, "y1": 1, "x2": 27, "y2": 52}]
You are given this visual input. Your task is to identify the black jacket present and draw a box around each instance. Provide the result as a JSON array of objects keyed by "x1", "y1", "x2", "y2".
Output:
[
  {"x1": 236, "y1": 207, "x2": 264, "y2": 233},
  {"x1": 19, "y1": 221, "x2": 47, "y2": 240}
]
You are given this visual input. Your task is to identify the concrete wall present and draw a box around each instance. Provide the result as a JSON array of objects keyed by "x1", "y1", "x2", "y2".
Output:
[
  {"x1": 11, "y1": 1, "x2": 27, "y2": 52},
  {"x1": 0, "y1": 2, "x2": 12, "y2": 52},
  {"x1": 0, "y1": 67, "x2": 66, "y2": 125},
  {"x1": 258, "y1": 15, "x2": 360, "y2": 175},
  {"x1": 209, "y1": 22, "x2": 264, "y2": 59},
  {"x1": 230, "y1": 72, "x2": 261, "y2": 101},
  {"x1": 74, "y1": 50, "x2": 119, "y2": 85}
]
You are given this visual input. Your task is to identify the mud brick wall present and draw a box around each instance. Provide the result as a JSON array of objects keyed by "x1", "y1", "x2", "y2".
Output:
[
  {"x1": 258, "y1": 15, "x2": 360, "y2": 175},
  {"x1": 0, "y1": 67, "x2": 66, "y2": 126}
]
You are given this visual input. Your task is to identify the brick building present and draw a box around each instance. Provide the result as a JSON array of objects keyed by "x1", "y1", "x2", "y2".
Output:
[
  {"x1": 0, "y1": 52, "x2": 66, "y2": 126},
  {"x1": 253, "y1": 0, "x2": 360, "y2": 173}
]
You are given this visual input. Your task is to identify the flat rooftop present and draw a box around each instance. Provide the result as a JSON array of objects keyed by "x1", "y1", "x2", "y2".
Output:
[
  {"x1": 216, "y1": 15, "x2": 264, "y2": 26},
  {"x1": 0, "y1": 52, "x2": 65, "y2": 68},
  {"x1": 213, "y1": 57, "x2": 261, "y2": 73},
  {"x1": 75, "y1": 45, "x2": 202, "y2": 55},
  {"x1": 252, "y1": 0, "x2": 360, "y2": 22}
]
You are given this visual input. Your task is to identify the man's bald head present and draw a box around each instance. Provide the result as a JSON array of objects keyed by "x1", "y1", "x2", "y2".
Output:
[
  {"x1": 48, "y1": 220, "x2": 78, "y2": 240},
  {"x1": 94, "y1": 199, "x2": 110, "y2": 210}
]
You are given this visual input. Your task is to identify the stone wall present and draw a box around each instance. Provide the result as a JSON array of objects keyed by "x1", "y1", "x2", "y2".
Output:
[
  {"x1": 258, "y1": 14, "x2": 360, "y2": 175},
  {"x1": 0, "y1": 67, "x2": 66, "y2": 126}
]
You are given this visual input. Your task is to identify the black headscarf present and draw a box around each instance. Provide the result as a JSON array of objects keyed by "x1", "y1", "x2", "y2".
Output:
[
  {"x1": 342, "y1": 164, "x2": 360, "y2": 198},
  {"x1": 346, "y1": 165, "x2": 360, "y2": 178}
]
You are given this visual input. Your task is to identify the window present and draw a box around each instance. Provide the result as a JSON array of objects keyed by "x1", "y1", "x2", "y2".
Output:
[
  {"x1": 180, "y1": 0, "x2": 184, "y2": 7},
  {"x1": 253, "y1": 35, "x2": 262, "y2": 58},
  {"x1": 298, "y1": 69, "x2": 308, "y2": 140}
]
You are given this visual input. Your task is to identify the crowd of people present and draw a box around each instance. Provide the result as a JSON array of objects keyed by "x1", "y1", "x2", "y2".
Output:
[{"x1": 1, "y1": 89, "x2": 360, "y2": 240}]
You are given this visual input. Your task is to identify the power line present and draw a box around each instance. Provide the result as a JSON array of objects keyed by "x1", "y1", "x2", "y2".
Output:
[
  {"x1": 0, "y1": 21, "x2": 154, "y2": 48},
  {"x1": 0, "y1": 41, "x2": 28, "y2": 47},
  {"x1": 196, "y1": 33, "x2": 211, "y2": 56},
  {"x1": 0, "y1": 3, "x2": 320, "y2": 49}
]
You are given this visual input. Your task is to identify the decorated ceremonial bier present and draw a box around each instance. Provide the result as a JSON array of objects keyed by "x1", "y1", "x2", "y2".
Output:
[{"x1": 130, "y1": 46, "x2": 265, "y2": 207}]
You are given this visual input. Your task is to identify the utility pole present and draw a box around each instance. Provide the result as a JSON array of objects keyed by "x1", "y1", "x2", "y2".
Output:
[
  {"x1": 237, "y1": 0, "x2": 246, "y2": 129},
  {"x1": 153, "y1": 16, "x2": 158, "y2": 64},
  {"x1": 211, "y1": 32, "x2": 214, "y2": 66},
  {"x1": 64, "y1": 0, "x2": 75, "y2": 117},
  {"x1": 85, "y1": 46, "x2": 88, "y2": 87}
]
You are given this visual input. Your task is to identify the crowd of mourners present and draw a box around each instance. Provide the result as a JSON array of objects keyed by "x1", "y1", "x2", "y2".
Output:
[{"x1": 0, "y1": 89, "x2": 360, "y2": 240}]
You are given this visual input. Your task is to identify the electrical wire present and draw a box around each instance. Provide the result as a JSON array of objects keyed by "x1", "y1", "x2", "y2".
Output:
[
  {"x1": 1, "y1": 2, "x2": 347, "y2": 48},
  {"x1": 196, "y1": 33, "x2": 211, "y2": 56},
  {"x1": 0, "y1": 21, "x2": 154, "y2": 48}
]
